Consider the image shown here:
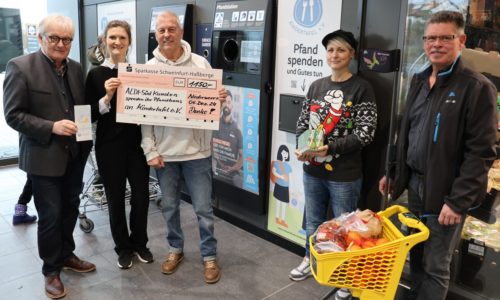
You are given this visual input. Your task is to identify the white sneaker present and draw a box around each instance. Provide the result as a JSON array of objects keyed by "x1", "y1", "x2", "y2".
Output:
[
  {"x1": 334, "y1": 288, "x2": 352, "y2": 300},
  {"x1": 289, "y1": 257, "x2": 312, "y2": 281}
]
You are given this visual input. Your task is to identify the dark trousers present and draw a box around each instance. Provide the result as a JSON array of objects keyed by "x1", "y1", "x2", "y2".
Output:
[
  {"x1": 18, "y1": 175, "x2": 32, "y2": 205},
  {"x1": 95, "y1": 138, "x2": 150, "y2": 255},
  {"x1": 30, "y1": 156, "x2": 85, "y2": 276},
  {"x1": 407, "y1": 172, "x2": 464, "y2": 300}
]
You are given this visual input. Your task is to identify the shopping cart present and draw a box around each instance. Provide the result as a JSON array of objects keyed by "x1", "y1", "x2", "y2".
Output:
[
  {"x1": 310, "y1": 205, "x2": 429, "y2": 300},
  {"x1": 78, "y1": 148, "x2": 162, "y2": 233}
]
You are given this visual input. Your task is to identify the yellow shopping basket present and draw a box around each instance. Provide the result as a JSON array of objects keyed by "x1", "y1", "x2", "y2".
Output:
[{"x1": 310, "y1": 205, "x2": 429, "y2": 300}]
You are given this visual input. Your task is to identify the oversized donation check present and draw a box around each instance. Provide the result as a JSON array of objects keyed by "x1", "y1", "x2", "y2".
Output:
[{"x1": 116, "y1": 63, "x2": 222, "y2": 130}]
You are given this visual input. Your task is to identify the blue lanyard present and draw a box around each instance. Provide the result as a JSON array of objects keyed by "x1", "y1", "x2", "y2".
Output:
[{"x1": 433, "y1": 112, "x2": 440, "y2": 143}]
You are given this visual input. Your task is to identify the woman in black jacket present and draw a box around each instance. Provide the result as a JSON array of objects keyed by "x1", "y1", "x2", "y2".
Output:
[{"x1": 85, "y1": 20, "x2": 152, "y2": 269}]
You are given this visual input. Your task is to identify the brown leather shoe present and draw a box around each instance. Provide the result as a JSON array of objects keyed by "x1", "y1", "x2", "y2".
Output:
[
  {"x1": 45, "y1": 274, "x2": 67, "y2": 299},
  {"x1": 204, "y1": 259, "x2": 221, "y2": 284},
  {"x1": 161, "y1": 252, "x2": 184, "y2": 274},
  {"x1": 63, "y1": 254, "x2": 96, "y2": 273}
]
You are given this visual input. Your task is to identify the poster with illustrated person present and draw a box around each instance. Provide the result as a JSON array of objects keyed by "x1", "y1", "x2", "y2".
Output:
[
  {"x1": 267, "y1": 142, "x2": 306, "y2": 245},
  {"x1": 271, "y1": 145, "x2": 293, "y2": 227}
]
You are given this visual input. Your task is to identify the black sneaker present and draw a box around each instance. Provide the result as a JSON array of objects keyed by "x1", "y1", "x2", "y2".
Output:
[
  {"x1": 117, "y1": 252, "x2": 134, "y2": 269},
  {"x1": 135, "y1": 248, "x2": 154, "y2": 263}
]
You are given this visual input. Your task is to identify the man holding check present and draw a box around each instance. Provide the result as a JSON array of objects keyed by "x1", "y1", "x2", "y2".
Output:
[
  {"x1": 140, "y1": 11, "x2": 226, "y2": 284},
  {"x1": 3, "y1": 14, "x2": 95, "y2": 298}
]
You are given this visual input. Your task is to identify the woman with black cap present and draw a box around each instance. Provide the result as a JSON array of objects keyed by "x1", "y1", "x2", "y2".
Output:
[{"x1": 289, "y1": 29, "x2": 377, "y2": 300}]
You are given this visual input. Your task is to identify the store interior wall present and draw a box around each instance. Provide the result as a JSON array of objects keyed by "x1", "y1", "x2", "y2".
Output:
[
  {"x1": 358, "y1": 0, "x2": 405, "y2": 211},
  {"x1": 81, "y1": 0, "x2": 214, "y2": 71},
  {"x1": 47, "y1": 0, "x2": 80, "y2": 61}
]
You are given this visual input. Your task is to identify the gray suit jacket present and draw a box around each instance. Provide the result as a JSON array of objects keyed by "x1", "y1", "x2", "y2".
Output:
[{"x1": 3, "y1": 50, "x2": 92, "y2": 176}]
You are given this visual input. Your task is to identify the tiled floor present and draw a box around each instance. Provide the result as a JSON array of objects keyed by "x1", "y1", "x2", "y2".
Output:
[{"x1": 0, "y1": 165, "x2": 333, "y2": 300}]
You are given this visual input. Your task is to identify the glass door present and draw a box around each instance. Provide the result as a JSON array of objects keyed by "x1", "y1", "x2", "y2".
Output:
[
  {"x1": 0, "y1": 7, "x2": 23, "y2": 164},
  {"x1": 0, "y1": 73, "x2": 19, "y2": 162},
  {"x1": 0, "y1": 1, "x2": 47, "y2": 166},
  {"x1": 398, "y1": 0, "x2": 500, "y2": 114}
]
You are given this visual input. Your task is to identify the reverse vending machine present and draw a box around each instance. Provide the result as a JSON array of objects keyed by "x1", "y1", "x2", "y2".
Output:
[
  {"x1": 147, "y1": 4, "x2": 193, "y2": 60},
  {"x1": 211, "y1": 0, "x2": 275, "y2": 213},
  {"x1": 195, "y1": 23, "x2": 213, "y2": 63}
]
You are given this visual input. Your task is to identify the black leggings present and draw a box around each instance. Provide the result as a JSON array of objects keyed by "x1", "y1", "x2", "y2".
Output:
[{"x1": 18, "y1": 175, "x2": 33, "y2": 205}]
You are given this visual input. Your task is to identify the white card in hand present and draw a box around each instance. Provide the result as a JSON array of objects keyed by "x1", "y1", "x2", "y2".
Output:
[{"x1": 74, "y1": 105, "x2": 92, "y2": 142}]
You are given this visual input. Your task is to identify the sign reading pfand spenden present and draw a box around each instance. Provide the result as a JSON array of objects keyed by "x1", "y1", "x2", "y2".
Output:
[{"x1": 116, "y1": 63, "x2": 222, "y2": 130}]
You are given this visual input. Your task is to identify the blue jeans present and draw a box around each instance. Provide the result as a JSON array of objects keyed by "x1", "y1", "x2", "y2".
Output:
[
  {"x1": 156, "y1": 157, "x2": 217, "y2": 260},
  {"x1": 407, "y1": 173, "x2": 463, "y2": 300},
  {"x1": 303, "y1": 172, "x2": 362, "y2": 257}
]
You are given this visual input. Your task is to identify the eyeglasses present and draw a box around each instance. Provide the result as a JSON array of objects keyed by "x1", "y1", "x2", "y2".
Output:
[
  {"x1": 422, "y1": 35, "x2": 456, "y2": 43},
  {"x1": 45, "y1": 35, "x2": 73, "y2": 45}
]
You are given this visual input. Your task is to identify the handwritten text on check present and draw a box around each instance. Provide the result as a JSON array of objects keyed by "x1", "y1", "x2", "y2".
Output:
[{"x1": 116, "y1": 63, "x2": 222, "y2": 130}]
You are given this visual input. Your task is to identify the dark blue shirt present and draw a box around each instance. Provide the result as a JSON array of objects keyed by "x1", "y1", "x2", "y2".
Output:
[{"x1": 406, "y1": 71, "x2": 433, "y2": 174}]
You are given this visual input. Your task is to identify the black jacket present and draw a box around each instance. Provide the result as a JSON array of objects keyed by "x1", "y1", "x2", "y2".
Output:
[
  {"x1": 85, "y1": 65, "x2": 142, "y2": 149},
  {"x1": 3, "y1": 50, "x2": 92, "y2": 176},
  {"x1": 392, "y1": 57, "x2": 497, "y2": 214}
]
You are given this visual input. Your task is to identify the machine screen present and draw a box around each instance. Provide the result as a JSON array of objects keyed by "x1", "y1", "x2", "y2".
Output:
[{"x1": 240, "y1": 40, "x2": 262, "y2": 64}]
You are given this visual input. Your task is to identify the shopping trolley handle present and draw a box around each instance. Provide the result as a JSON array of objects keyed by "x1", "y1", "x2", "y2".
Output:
[
  {"x1": 378, "y1": 204, "x2": 408, "y2": 218},
  {"x1": 379, "y1": 205, "x2": 430, "y2": 236},
  {"x1": 397, "y1": 211, "x2": 426, "y2": 231},
  {"x1": 398, "y1": 210, "x2": 430, "y2": 245}
]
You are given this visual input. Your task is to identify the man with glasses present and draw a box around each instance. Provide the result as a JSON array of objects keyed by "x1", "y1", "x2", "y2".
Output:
[
  {"x1": 3, "y1": 14, "x2": 95, "y2": 299},
  {"x1": 379, "y1": 10, "x2": 497, "y2": 300}
]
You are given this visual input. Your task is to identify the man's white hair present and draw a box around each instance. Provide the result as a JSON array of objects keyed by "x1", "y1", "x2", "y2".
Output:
[
  {"x1": 39, "y1": 14, "x2": 74, "y2": 37},
  {"x1": 156, "y1": 11, "x2": 183, "y2": 29}
]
